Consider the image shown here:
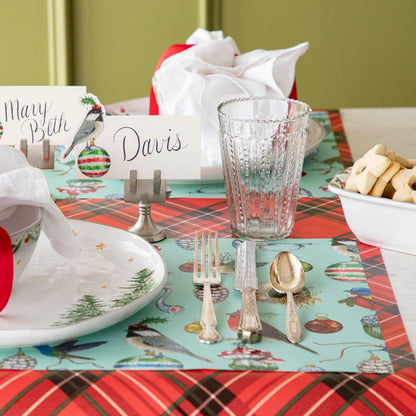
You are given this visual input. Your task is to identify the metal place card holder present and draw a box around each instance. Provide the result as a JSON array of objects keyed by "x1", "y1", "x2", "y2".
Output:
[
  {"x1": 124, "y1": 169, "x2": 167, "y2": 243},
  {"x1": 20, "y1": 139, "x2": 56, "y2": 169}
]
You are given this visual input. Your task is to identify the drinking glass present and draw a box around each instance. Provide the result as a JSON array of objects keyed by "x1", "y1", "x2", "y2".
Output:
[{"x1": 217, "y1": 97, "x2": 311, "y2": 240}]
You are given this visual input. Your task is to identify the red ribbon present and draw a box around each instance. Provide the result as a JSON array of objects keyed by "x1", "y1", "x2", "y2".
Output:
[
  {"x1": 149, "y1": 44, "x2": 298, "y2": 116},
  {"x1": 0, "y1": 226, "x2": 14, "y2": 312},
  {"x1": 149, "y1": 44, "x2": 195, "y2": 115}
]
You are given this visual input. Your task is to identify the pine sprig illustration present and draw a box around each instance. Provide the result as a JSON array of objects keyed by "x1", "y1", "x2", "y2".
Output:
[
  {"x1": 53, "y1": 295, "x2": 108, "y2": 326},
  {"x1": 111, "y1": 268, "x2": 154, "y2": 308},
  {"x1": 139, "y1": 316, "x2": 168, "y2": 325}
]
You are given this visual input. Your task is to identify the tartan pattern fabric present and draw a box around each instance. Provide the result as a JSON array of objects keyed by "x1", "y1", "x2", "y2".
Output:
[
  {"x1": 1, "y1": 110, "x2": 415, "y2": 415},
  {"x1": 56, "y1": 197, "x2": 354, "y2": 240},
  {"x1": 1, "y1": 369, "x2": 416, "y2": 415}
]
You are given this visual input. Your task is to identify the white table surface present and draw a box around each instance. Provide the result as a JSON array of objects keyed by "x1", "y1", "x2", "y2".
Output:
[{"x1": 340, "y1": 108, "x2": 416, "y2": 356}]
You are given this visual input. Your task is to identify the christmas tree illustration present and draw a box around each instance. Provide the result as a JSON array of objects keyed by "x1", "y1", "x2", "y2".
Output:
[
  {"x1": 111, "y1": 268, "x2": 154, "y2": 308},
  {"x1": 53, "y1": 295, "x2": 108, "y2": 326}
]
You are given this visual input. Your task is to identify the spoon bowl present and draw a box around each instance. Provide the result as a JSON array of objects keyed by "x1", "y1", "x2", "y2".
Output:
[{"x1": 269, "y1": 251, "x2": 305, "y2": 343}]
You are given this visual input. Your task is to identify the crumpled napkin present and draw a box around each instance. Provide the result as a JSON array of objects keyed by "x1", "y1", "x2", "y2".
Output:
[
  {"x1": 153, "y1": 28, "x2": 309, "y2": 168},
  {"x1": 0, "y1": 146, "x2": 78, "y2": 258}
]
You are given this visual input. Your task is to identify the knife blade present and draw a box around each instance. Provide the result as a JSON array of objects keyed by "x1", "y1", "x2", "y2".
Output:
[{"x1": 234, "y1": 241, "x2": 262, "y2": 343}]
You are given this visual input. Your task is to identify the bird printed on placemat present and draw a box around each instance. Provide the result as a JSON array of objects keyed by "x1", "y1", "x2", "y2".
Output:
[
  {"x1": 226, "y1": 310, "x2": 317, "y2": 354},
  {"x1": 331, "y1": 239, "x2": 360, "y2": 260},
  {"x1": 63, "y1": 104, "x2": 104, "y2": 159},
  {"x1": 125, "y1": 323, "x2": 211, "y2": 362},
  {"x1": 34, "y1": 340, "x2": 106, "y2": 368}
]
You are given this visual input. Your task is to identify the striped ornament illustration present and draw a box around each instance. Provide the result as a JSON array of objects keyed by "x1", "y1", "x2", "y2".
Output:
[
  {"x1": 77, "y1": 144, "x2": 111, "y2": 178},
  {"x1": 324, "y1": 261, "x2": 366, "y2": 282}
]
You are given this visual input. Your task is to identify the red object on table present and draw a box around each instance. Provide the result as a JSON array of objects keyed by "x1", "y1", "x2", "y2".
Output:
[
  {"x1": 149, "y1": 44, "x2": 298, "y2": 115},
  {"x1": 0, "y1": 226, "x2": 13, "y2": 312}
]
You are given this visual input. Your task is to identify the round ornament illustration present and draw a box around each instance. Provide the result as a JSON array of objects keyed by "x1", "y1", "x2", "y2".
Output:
[
  {"x1": 356, "y1": 352, "x2": 393, "y2": 373},
  {"x1": 360, "y1": 315, "x2": 383, "y2": 339},
  {"x1": 77, "y1": 144, "x2": 111, "y2": 178},
  {"x1": 304, "y1": 313, "x2": 343, "y2": 334},
  {"x1": 0, "y1": 349, "x2": 37, "y2": 370}
]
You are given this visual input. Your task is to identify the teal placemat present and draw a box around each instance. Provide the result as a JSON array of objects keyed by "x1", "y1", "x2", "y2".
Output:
[{"x1": 0, "y1": 238, "x2": 392, "y2": 373}]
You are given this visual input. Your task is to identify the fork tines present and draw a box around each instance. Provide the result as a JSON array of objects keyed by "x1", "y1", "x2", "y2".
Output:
[
  {"x1": 193, "y1": 231, "x2": 221, "y2": 285},
  {"x1": 193, "y1": 230, "x2": 221, "y2": 344}
]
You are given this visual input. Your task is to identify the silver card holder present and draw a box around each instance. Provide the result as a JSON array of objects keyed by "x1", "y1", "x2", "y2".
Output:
[
  {"x1": 124, "y1": 169, "x2": 167, "y2": 243},
  {"x1": 20, "y1": 139, "x2": 55, "y2": 169}
]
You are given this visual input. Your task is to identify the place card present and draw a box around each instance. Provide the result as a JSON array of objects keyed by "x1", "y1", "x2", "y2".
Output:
[
  {"x1": 0, "y1": 86, "x2": 87, "y2": 145},
  {"x1": 0, "y1": 87, "x2": 202, "y2": 181},
  {"x1": 71, "y1": 114, "x2": 201, "y2": 180}
]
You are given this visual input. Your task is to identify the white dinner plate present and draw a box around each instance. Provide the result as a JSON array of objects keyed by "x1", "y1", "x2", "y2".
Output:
[
  {"x1": 105, "y1": 97, "x2": 325, "y2": 181},
  {"x1": 0, "y1": 220, "x2": 167, "y2": 348}
]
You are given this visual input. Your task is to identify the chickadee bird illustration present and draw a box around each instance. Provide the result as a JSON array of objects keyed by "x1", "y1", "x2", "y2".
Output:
[
  {"x1": 125, "y1": 323, "x2": 211, "y2": 362},
  {"x1": 331, "y1": 239, "x2": 359, "y2": 259},
  {"x1": 63, "y1": 104, "x2": 104, "y2": 159}
]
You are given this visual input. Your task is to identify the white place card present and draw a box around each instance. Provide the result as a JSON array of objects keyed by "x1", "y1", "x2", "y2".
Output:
[
  {"x1": 71, "y1": 115, "x2": 201, "y2": 180},
  {"x1": 0, "y1": 87, "x2": 202, "y2": 181},
  {"x1": 0, "y1": 86, "x2": 87, "y2": 145}
]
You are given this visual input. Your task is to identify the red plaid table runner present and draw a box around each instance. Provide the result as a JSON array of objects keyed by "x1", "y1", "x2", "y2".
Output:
[{"x1": 1, "y1": 111, "x2": 415, "y2": 415}]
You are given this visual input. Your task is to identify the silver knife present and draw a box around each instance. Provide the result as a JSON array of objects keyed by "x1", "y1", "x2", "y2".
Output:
[{"x1": 234, "y1": 241, "x2": 263, "y2": 343}]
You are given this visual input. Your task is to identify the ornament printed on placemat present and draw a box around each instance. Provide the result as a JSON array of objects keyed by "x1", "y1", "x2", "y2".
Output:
[
  {"x1": 325, "y1": 260, "x2": 367, "y2": 282},
  {"x1": 314, "y1": 341, "x2": 391, "y2": 373},
  {"x1": 305, "y1": 313, "x2": 343, "y2": 334},
  {"x1": 356, "y1": 351, "x2": 394, "y2": 373},
  {"x1": 298, "y1": 363, "x2": 326, "y2": 372},
  {"x1": 56, "y1": 178, "x2": 106, "y2": 198},
  {"x1": 0, "y1": 348, "x2": 37, "y2": 370},
  {"x1": 218, "y1": 343, "x2": 283, "y2": 370},
  {"x1": 156, "y1": 286, "x2": 184, "y2": 314},
  {"x1": 184, "y1": 320, "x2": 203, "y2": 334},
  {"x1": 360, "y1": 314, "x2": 383, "y2": 339}
]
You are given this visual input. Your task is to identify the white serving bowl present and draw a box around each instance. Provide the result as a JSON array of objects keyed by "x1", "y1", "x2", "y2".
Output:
[
  {"x1": 328, "y1": 169, "x2": 416, "y2": 255},
  {"x1": 0, "y1": 205, "x2": 42, "y2": 280}
]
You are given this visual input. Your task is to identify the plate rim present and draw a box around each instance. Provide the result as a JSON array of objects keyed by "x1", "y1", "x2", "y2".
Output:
[{"x1": 0, "y1": 219, "x2": 168, "y2": 348}]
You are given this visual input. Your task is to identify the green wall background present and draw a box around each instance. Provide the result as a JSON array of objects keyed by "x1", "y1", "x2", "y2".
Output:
[
  {"x1": 1, "y1": 0, "x2": 415, "y2": 109},
  {"x1": 0, "y1": 1, "x2": 50, "y2": 85}
]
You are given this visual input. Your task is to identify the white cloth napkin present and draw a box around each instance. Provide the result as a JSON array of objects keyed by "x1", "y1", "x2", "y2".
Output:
[
  {"x1": 153, "y1": 28, "x2": 309, "y2": 168},
  {"x1": 0, "y1": 146, "x2": 78, "y2": 258}
]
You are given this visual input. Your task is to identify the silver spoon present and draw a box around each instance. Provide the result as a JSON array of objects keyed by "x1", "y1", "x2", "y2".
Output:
[{"x1": 269, "y1": 251, "x2": 305, "y2": 344}]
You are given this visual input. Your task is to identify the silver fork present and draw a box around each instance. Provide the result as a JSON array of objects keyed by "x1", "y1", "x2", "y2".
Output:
[{"x1": 193, "y1": 230, "x2": 221, "y2": 344}]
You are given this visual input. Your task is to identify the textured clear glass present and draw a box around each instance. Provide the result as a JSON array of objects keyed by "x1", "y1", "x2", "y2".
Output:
[{"x1": 217, "y1": 97, "x2": 311, "y2": 240}]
